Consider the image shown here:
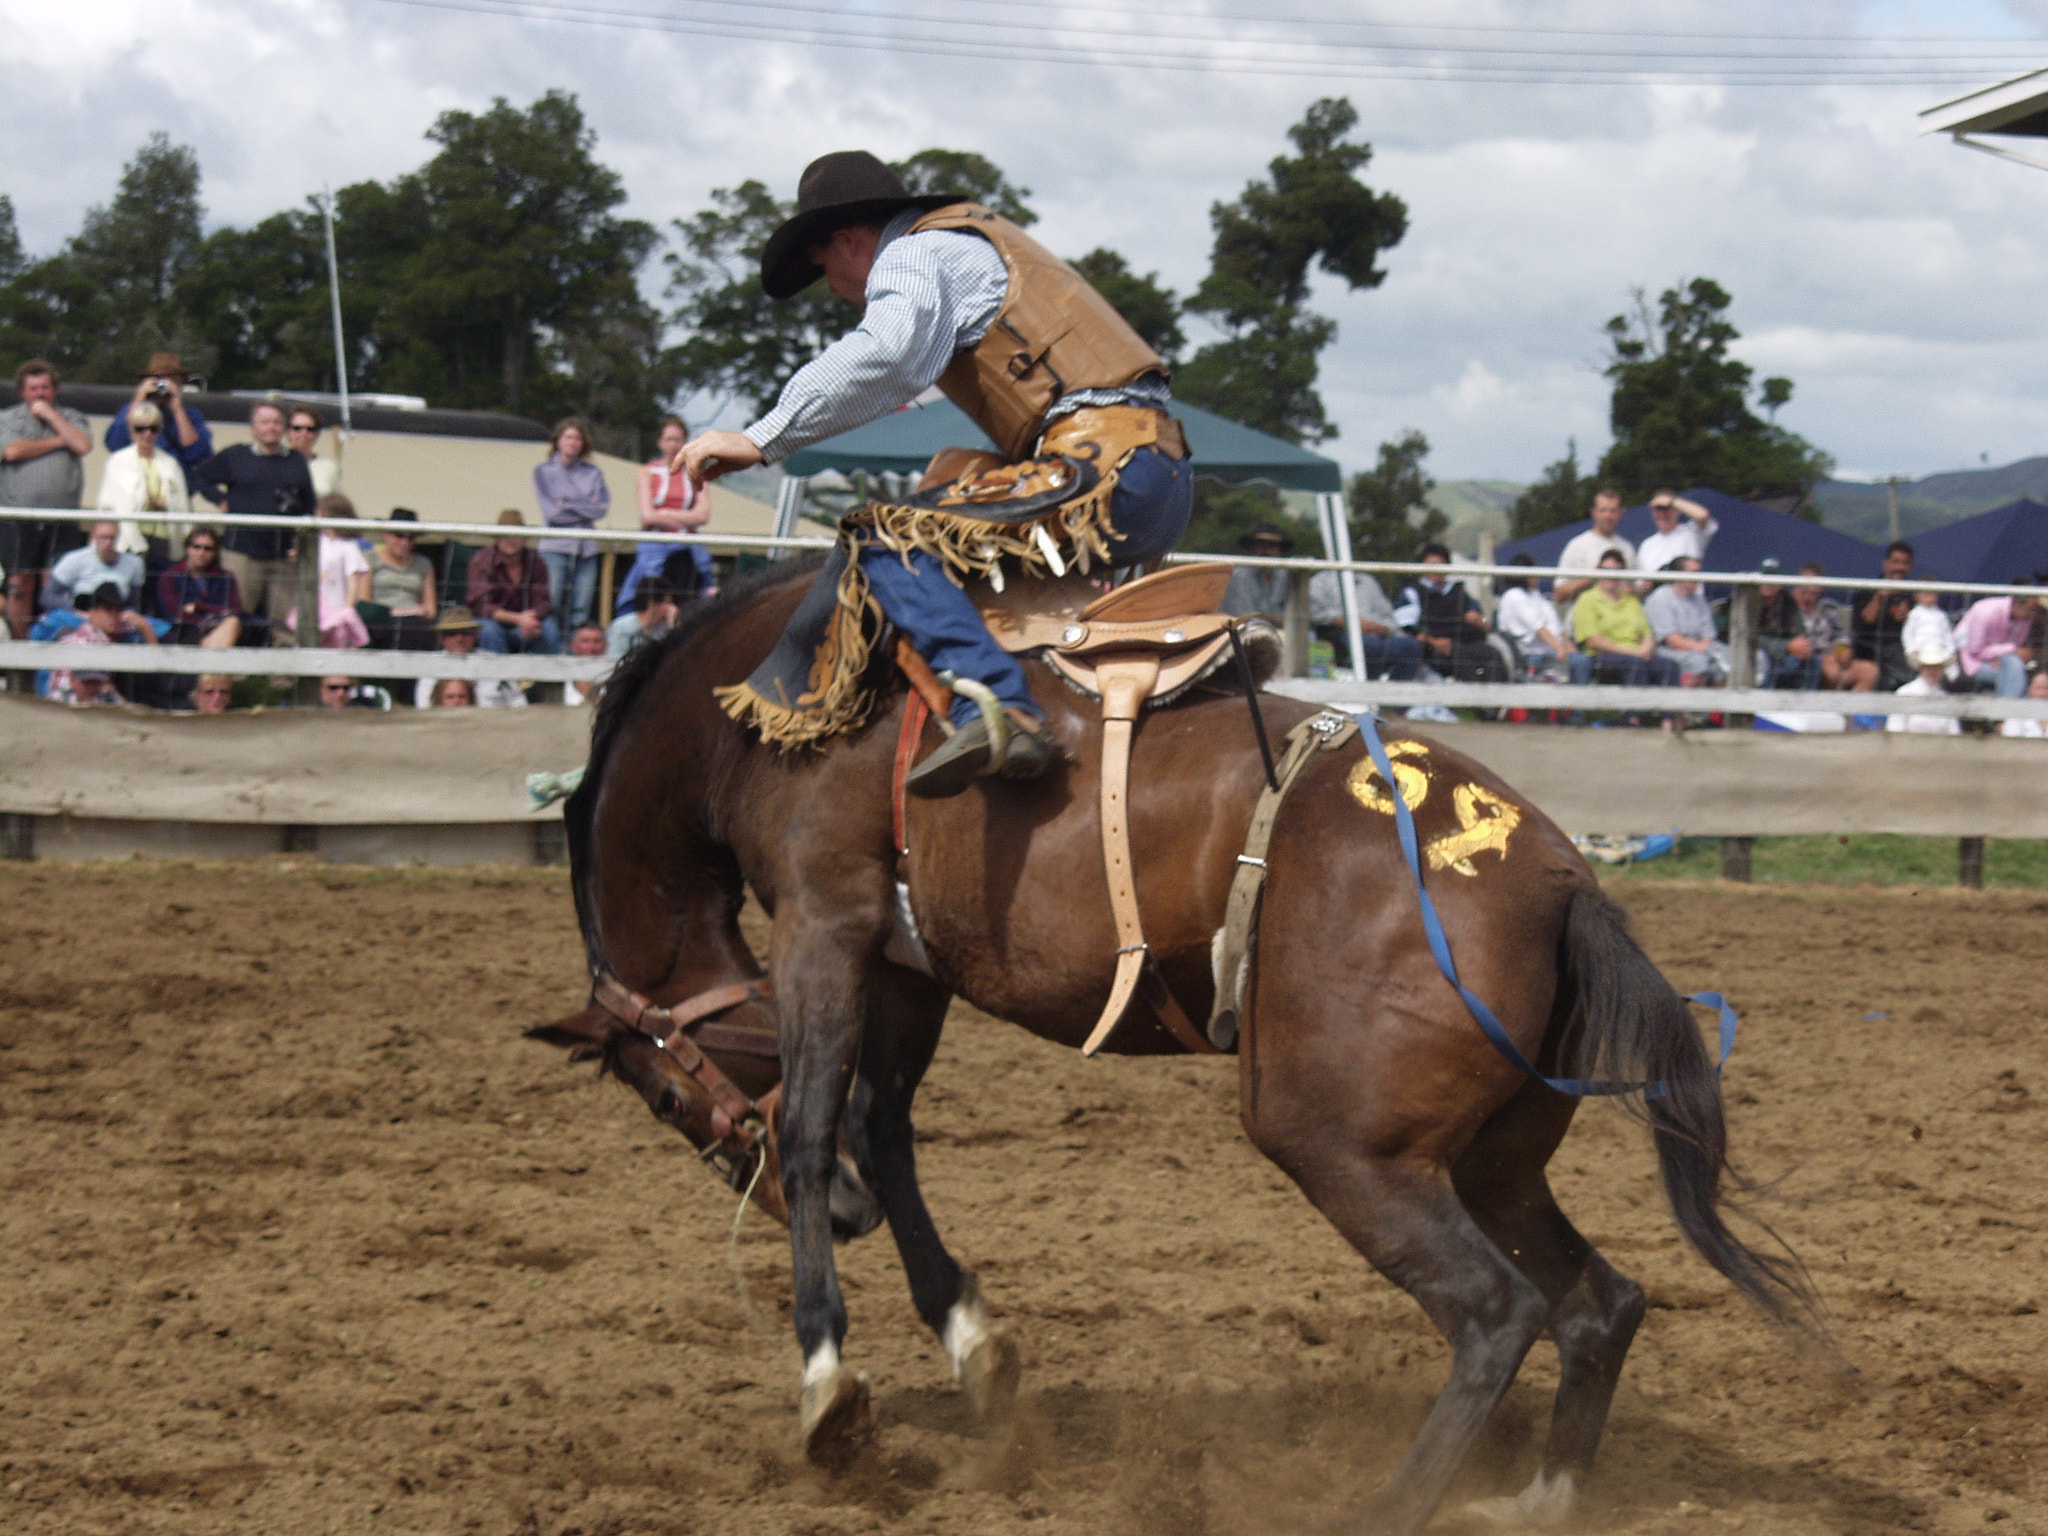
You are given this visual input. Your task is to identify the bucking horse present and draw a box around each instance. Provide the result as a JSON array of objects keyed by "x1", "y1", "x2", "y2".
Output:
[{"x1": 531, "y1": 555, "x2": 1808, "y2": 1535}]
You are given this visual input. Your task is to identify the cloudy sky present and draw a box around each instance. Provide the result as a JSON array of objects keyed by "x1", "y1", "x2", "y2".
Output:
[{"x1": 3, "y1": 0, "x2": 2045, "y2": 483}]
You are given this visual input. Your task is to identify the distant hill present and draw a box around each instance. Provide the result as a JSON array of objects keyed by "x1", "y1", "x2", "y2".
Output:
[
  {"x1": 1431, "y1": 480, "x2": 1522, "y2": 556},
  {"x1": 1813, "y1": 458, "x2": 2048, "y2": 543}
]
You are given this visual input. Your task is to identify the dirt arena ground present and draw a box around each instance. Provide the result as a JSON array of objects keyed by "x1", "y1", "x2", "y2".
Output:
[{"x1": 3, "y1": 860, "x2": 2045, "y2": 1536}]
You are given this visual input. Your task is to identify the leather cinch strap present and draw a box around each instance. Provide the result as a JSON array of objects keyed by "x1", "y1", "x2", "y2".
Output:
[
  {"x1": 1207, "y1": 710, "x2": 1360, "y2": 1051},
  {"x1": 1081, "y1": 656, "x2": 1218, "y2": 1059}
]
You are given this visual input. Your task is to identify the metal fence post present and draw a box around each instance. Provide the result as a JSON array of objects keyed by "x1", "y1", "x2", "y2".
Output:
[
  {"x1": 1283, "y1": 569, "x2": 1311, "y2": 677},
  {"x1": 294, "y1": 524, "x2": 322, "y2": 706}
]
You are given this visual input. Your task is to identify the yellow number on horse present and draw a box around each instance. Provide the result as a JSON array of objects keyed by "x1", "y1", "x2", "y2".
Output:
[{"x1": 1346, "y1": 740, "x2": 1432, "y2": 815}]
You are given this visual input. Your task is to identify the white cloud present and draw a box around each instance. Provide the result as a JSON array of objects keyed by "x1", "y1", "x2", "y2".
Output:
[{"x1": 2, "y1": 0, "x2": 2045, "y2": 482}]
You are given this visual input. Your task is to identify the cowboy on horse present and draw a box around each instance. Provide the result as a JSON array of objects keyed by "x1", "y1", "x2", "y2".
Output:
[{"x1": 676, "y1": 150, "x2": 1193, "y2": 796}]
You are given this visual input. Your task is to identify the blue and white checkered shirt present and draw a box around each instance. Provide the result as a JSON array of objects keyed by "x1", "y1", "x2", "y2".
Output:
[{"x1": 744, "y1": 207, "x2": 1170, "y2": 465}]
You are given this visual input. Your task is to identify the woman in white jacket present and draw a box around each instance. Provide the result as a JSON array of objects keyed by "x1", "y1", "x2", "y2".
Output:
[{"x1": 96, "y1": 399, "x2": 190, "y2": 554}]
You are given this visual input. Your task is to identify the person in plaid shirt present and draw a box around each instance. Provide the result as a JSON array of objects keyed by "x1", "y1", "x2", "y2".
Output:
[{"x1": 467, "y1": 509, "x2": 559, "y2": 655}]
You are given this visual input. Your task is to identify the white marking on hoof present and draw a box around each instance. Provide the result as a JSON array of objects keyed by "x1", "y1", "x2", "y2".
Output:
[
  {"x1": 944, "y1": 1275, "x2": 1021, "y2": 1422},
  {"x1": 798, "y1": 1342, "x2": 872, "y2": 1465},
  {"x1": 1468, "y1": 1469, "x2": 1577, "y2": 1528}
]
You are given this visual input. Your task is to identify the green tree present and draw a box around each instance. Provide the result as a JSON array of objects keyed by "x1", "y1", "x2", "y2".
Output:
[
  {"x1": 1347, "y1": 429, "x2": 1445, "y2": 560},
  {"x1": 1069, "y1": 249, "x2": 1184, "y2": 362},
  {"x1": 1177, "y1": 98, "x2": 1407, "y2": 443},
  {"x1": 1179, "y1": 480, "x2": 1304, "y2": 555},
  {"x1": 0, "y1": 134, "x2": 209, "y2": 379},
  {"x1": 890, "y1": 149, "x2": 1034, "y2": 226},
  {"x1": 1598, "y1": 278, "x2": 1832, "y2": 503},
  {"x1": 1510, "y1": 438, "x2": 1590, "y2": 540},
  {"x1": 0, "y1": 195, "x2": 21, "y2": 281}
]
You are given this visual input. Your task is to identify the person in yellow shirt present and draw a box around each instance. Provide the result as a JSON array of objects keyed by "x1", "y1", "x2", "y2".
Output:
[{"x1": 1571, "y1": 550, "x2": 1677, "y2": 685}]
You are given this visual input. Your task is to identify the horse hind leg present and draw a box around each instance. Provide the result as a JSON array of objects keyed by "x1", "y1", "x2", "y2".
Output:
[
  {"x1": 844, "y1": 960, "x2": 1020, "y2": 1421},
  {"x1": 1273, "y1": 1144, "x2": 1552, "y2": 1536},
  {"x1": 1454, "y1": 1092, "x2": 1647, "y2": 1527}
]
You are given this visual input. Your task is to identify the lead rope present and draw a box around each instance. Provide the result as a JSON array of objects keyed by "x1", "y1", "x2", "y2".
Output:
[{"x1": 723, "y1": 1130, "x2": 780, "y2": 1344}]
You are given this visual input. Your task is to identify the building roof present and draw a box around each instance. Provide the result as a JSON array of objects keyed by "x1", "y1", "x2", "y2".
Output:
[
  {"x1": 1497, "y1": 487, "x2": 1885, "y2": 580},
  {"x1": 1907, "y1": 498, "x2": 2048, "y2": 585},
  {"x1": 1920, "y1": 68, "x2": 2048, "y2": 139},
  {"x1": 780, "y1": 397, "x2": 1344, "y2": 494}
]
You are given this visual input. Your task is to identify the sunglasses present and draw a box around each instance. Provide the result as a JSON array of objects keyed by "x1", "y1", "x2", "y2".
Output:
[
  {"x1": 322, "y1": 683, "x2": 351, "y2": 694},
  {"x1": 288, "y1": 423, "x2": 319, "y2": 432},
  {"x1": 132, "y1": 424, "x2": 160, "y2": 434}
]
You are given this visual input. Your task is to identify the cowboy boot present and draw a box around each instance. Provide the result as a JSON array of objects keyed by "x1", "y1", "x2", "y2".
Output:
[{"x1": 905, "y1": 710, "x2": 1054, "y2": 799}]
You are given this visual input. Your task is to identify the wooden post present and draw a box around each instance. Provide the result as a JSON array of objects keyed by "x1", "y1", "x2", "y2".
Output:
[
  {"x1": 1720, "y1": 836, "x2": 1754, "y2": 882},
  {"x1": 2, "y1": 812, "x2": 33, "y2": 862},
  {"x1": 1283, "y1": 569, "x2": 1311, "y2": 677},
  {"x1": 293, "y1": 525, "x2": 322, "y2": 706},
  {"x1": 1959, "y1": 837, "x2": 1985, "y2": 889},
  {"x1": 598, "y1": 549, "x2": 616, "y2": 625},
  {"x1": 1725, "y1": 583, "x2": 1757, "y2": 728}
]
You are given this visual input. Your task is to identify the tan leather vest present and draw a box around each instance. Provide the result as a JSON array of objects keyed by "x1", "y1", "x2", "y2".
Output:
[{"x1": 909, "y1": 204, "x2": 1166, "y2": 461}]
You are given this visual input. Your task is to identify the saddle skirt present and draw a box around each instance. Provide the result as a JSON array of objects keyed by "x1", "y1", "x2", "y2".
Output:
[{"x1": 967, "y1": 562, "x2": 1281, "y2": 705}]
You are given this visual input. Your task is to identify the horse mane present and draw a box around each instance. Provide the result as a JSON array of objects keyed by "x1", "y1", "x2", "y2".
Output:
[{"x1": 563, "y1": 553, "x2": 827, "y2": 982}]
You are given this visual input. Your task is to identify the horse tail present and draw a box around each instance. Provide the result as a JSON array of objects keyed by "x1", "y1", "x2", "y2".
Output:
[{"x1": 1557, "y1": 881, "x2": 1815, "y2": 1326}]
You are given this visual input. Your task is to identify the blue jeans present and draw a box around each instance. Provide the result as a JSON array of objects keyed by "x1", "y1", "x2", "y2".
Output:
[
  {"x1": 541, "y1": 551, "x2": 600, "y2": 630},
  {"x1": 478, "y1": 615, "x2": 562, "y2": 655},
  {"x1": 862, "y1": 444, "x2": 1195, "y2": 729}
]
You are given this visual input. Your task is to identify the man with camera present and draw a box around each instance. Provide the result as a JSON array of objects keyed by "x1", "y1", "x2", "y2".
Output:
[
  {"x1": 104, "y1": 352, "x2": 214, "y2": 488},
  {"x1": 0, "y1": 358, "x2": 94, "y2": 640},
  {"x1": 193, "y1": 400, "x2": 316, "y2": 639}
]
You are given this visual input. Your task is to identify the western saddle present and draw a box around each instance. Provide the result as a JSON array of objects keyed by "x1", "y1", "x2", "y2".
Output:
[{"x1": 894, "y1": 561, "x2": 1278, "y2": 1058}]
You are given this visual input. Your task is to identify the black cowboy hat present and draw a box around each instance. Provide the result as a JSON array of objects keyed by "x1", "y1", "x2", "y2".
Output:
[{"x1": 760, "y1": 151, "x2": 960, "y2": 301}]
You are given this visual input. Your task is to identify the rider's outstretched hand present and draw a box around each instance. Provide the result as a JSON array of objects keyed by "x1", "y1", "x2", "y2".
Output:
[{"x1": 676, "y1": 430, "x2": 763, "y2": 489}]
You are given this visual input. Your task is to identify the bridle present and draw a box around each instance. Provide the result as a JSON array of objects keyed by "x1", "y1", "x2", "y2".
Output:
[{"x1": 591, "y1": 971, "x2": 781, "y2": 1178}]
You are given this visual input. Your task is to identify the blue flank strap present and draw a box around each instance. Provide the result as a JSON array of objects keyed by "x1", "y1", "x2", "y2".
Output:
[{"x1": 1356, "y1": 712, "x2": 1736, "y2": 1098}]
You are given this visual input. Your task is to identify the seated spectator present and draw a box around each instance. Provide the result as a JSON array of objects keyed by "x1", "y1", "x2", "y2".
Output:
[
  {"x1": 467, "y1": 509, "x2": 560, "y2": 654},
  {"x1": 414, "y1": 605, "x2": 526, "y2": 709},
  {"x1": 1, "y1": 358, "x2": 94, "y2": 641},
  {"x1": 1955, "y1": 579, "x2": 2037, "y2": 699},
  {"x1": 44, "y1": 582, "x2": 156, "y2": 703},
  {"x1": 1395, "y1": 543, "x2": 1501, "y2": 681},
  {"x1": 95, "y1": 399, "x2": 191, "y2": 554},
  {"x1": 360, "y1": 507, "x2": 440, "y2": 650},
  {"x1": 1782, "y1": 563, "x2": 1863, "y2": 690},
  {"x1": 607, "y1": 578, "x2": 678, "y2": 658},
  {"x1": 1644, "y1": 557, "x2": 1733, "y2": 687},
  {"x1": 1899, "y1": 586, "x2": 1958, "y2": 685},
  {"x1": 319, "y1": 675, "x2": 391, "y2": 710},
  {"x1": 429, "y1": 677, "x2": 476, "y2": 709},
  {"x1": 286, "y1": 406, "x2": 339, "y2": 497},
  {"x1": 1221, "y1": 525, "x2": 1291, "y2": 619},
  {"x1": 1494, "y1": 554, "x2": 1578, "y2": 682},
  {"x1": 619, "y1": 415, "x2": 716, "y2": 614},
  {"x1": 1755, "y1": 559, "x2": 1813, "y2": 689},
  {"x1": 104, "y1": 353, "x2": 214, "y2": 489},
  {"x1": 1310, "y1": 567, "x2": 1422, "y2": 680},
  {"x1": 1634, "y1": 489, "x2": 1717, "y2": 578},
  {"x1": 1887, "y1": 640, "x2": 1963, "y2": 735},
  {"x1": 305, "y1": 495, "x2": 371, "y2": 648},
  {"x1": 1570, "y1": 551, "x2": 1674, "y2": 685},
  {"x1": 562, "y1": 621, "x2": 609, "y2": 707},
  {"x1": 43, "y1": 520, "x2": 145, "y2": 611},
  {"x1": 1999, "y1": 668, "x2": 2048, "y2": 738},
  {"x1": 157, "y1": 527, "x2": 245, "y2": 648},
  {"x1": 1851, "y1": 540, "x2": 1917, "y2": 691},
  {"x1": 188, "y1": 673, "x2": 235, "y2": 714}
]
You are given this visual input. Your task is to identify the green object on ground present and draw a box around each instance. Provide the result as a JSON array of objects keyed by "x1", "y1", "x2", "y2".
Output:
[{"x1": 1610, "y1": 835, "x2": 2048, "y2": 888}]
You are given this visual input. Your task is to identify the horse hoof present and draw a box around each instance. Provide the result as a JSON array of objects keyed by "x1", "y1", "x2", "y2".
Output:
[
  {"x1": 1467, "y1": 1469, "x2": 1576, "y2": 1528},
  {"x1": 799, "y1": 1364, "x2": 873, "y2": 1465},
  {"x1": 960, "y1": 1329, "x2": 1022, "y2": 1422}
]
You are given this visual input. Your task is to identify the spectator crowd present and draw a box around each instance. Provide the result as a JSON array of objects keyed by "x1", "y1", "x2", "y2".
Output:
[{"x1": 1, "y1": 350, "x2": 716, "y2": 712}]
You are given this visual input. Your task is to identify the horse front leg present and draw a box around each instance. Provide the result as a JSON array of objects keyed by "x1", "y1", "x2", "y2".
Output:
[
  {"x1": 773, "y1": 900, "x2": 885, "y2": 1463},
  {"x1": 847, "y1": 960, "x2": 1021, "y2": 1421}
]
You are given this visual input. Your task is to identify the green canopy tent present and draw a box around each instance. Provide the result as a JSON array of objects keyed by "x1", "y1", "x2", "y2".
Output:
[{"x1": 773, "y1": 397, "x2": 1368, "y2": 676}]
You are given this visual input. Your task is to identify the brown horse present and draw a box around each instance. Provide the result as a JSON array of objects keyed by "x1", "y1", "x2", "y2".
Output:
[{"x1": 532, "y1": 557, "x2": 1806, "y2": 1534}]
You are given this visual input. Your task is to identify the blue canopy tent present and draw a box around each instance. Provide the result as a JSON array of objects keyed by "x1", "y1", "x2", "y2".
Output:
[
  {"x1": 1497, "y1": 487, "x2": 1884, "y2": 581},
  {"x1": 775, "y1": 396, "x2": 1373, "y2": 674},
  {"x1": 1907, "y1": 498, "x2": 2048, "y2": 584}
]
